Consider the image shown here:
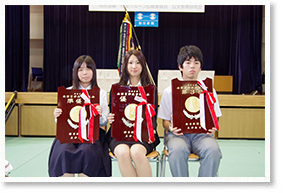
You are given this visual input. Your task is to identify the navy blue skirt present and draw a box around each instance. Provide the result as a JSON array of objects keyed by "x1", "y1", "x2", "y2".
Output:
[{"x1": 48, "y1": 129, "x2": 111, "y2": 177}]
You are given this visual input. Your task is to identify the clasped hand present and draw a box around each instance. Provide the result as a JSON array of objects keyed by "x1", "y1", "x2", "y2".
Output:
[
  {"x1": 169, "y1": 124, "x2": 217, "y2": 136},
  {"x1": 169, "y1": 115, "x2": 217, "y2": 136}
]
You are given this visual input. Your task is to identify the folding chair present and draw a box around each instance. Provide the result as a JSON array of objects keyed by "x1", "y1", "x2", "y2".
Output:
[
  {"x1": 161, "y1": 129, "x2": 220, "y2": 177},
  {"x1": 109, "y1": 149, "x2": 161, "y2": 177},
  {"x1": 105, "y1": 124, "x2": 161, "y2": 177},
  {"x1": 161, "y1": 129, "x2": 200, "y2": 177},
  {"x1": 29, "y1": 67, "x2": 43, "y2": 91}
]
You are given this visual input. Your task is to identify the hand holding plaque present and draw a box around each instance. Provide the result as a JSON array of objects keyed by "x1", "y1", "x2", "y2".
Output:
[
  {"x1": 172, "y1": 78, "x2": 219, "y2": 134},
  {"x1": 110, "y1": 84, "x2": 156, "y2": 142},
  {"x1": 56, "y1": 86, "x2": 100, "y2": 143}
]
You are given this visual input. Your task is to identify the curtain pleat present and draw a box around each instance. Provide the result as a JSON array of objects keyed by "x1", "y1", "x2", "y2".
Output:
[
  {"x1": 43, "y1": 5, "x2": 262, "y2": 94},
  {"x1": 5, "y1": 5, "x2": 30, "y2": 92}
]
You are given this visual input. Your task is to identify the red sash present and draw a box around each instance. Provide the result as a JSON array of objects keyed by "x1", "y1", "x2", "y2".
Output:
[
  {"x1": 78, "y1": 89, "x2": 99, "y2": 143},
  {"x1": 133, "y1": 86, "x2": 155, "y2": 143},
  {"x1": 197, "y1": 81, "x2": 219, "y2": 131}
]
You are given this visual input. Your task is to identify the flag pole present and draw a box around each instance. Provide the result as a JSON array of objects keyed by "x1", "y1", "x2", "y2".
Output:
[{"x1": 123, "y1": 6, "x2": 156, "y2": 86}]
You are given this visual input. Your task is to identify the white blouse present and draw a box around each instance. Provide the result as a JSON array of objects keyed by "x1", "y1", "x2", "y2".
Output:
[{"x1": 127, "y1": 79, "x2": 142, "y2": 86}]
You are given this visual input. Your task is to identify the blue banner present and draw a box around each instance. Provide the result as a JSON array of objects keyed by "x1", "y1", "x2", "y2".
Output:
[{"x1": 134, "y1": 12, "x2": 159, "y2": 27}]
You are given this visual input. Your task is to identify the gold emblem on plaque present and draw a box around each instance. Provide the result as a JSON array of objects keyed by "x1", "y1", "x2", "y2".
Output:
[
  {"x1": 185, "y1": 96, "x2": 200, "y2": 113},
  {"x1": 124, "y1": 103, "x2": 137, "y2": 121},
  {"x1": 69, "y1": 106, "x2": 86, "y2": 123}
]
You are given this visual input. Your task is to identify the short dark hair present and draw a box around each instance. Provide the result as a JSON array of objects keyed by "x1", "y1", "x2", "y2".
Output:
[
  {"x1": 177, "y1": 45, "x2": 203, "y2": 68},
  {"x1": 72, "y1": 55, "x2": 98, "y2": 89},
  {"x1": 119, "y1": 49, "x2": 150, "y2": 87}
]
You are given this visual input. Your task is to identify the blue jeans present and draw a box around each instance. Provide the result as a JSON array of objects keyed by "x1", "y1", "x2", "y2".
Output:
[{"x1": 166, "y1": 132, "x2": 222, "y2": 177}]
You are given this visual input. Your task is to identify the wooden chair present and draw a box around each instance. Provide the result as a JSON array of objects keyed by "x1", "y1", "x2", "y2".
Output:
[
  {"x1": 161, "y1": 129, "x2": 200, "y2": 177},
  {"x1": 161, "y1": 129, "x2": 220, "y2": 177},
  {"x1": 109, "y1": 150, "x2": 161, "y2": 177},
  {"x1": 161, "y1": 150, "x2": 200, "y2": 177}
]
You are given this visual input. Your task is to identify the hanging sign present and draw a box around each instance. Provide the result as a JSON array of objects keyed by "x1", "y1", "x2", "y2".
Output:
[{"x1": 134, "y1": 12, "x2": 159, "y2": 27}]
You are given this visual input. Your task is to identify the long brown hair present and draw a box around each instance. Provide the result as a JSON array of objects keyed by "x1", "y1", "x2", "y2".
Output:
[
  {"x1": 72, "y1": 55, "x2": 98, "y2": 89},
  {"x1": 119, "y1": 49, "x2": 150, "y2": 87}
]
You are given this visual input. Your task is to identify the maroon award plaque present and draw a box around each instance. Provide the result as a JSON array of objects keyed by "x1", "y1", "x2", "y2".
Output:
[
  {"x1": 111, "y1": 84, "x2": 155, "y2": 142},
  {"x1": 172, "y1": 78, "x2": 217, "y2": 133},
  {"x1": 56, "y1": 86, "x2": 100, "y2": 143}
]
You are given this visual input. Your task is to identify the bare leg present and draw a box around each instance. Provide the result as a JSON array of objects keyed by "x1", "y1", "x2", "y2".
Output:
[
  {"x1": 130, "y1": 144, "x2": 152, "y2": 177},
  {"x1": 61, "y1": 173, "x2": 75, "y2": 177},
  {"x1": 114, "y1": 144, "x2": 137, "y2": 177}
]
